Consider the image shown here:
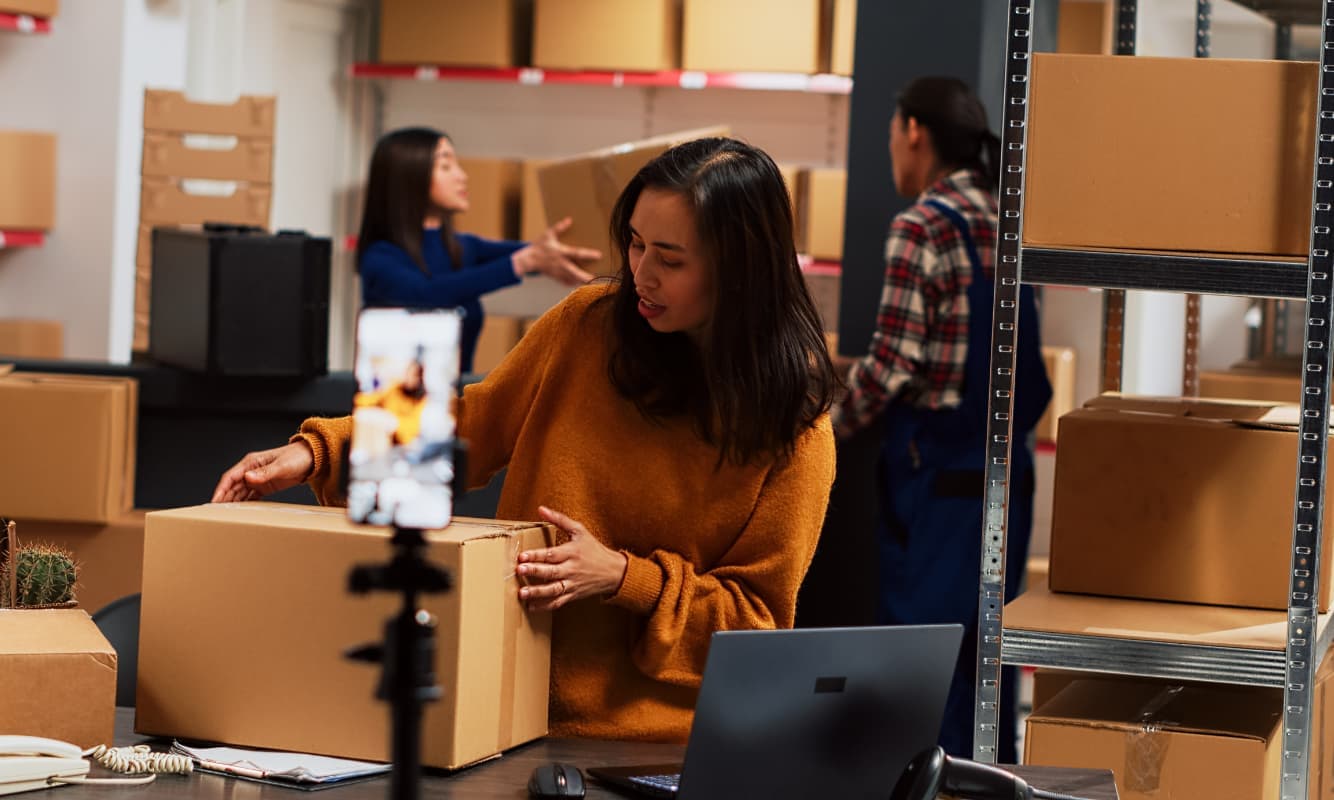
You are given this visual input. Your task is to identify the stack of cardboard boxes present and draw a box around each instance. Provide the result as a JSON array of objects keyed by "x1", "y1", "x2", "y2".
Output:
[
  {"x1": 1014, "y1": 51, "x2": 1333, "y2": 798},
  {"x1": 136, "y1": 89, "x2": 276, "y2": 352}
]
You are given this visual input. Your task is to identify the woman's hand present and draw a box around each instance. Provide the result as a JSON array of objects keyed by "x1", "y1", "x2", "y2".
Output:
[
  {"x1": 211, "y1": 441, "x2": 315, "y2": 503},
  {"x1": 512, "y1": 217, "x2": 600, "y2": 286},
  {"x1": 517, "y1": 506, "x2": 628, "y2": 612}
]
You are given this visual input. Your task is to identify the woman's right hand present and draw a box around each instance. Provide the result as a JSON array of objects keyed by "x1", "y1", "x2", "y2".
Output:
[
  {"x1": 211, "y1": 441, "x2": 315, "y2": 503},
  {"x1": 512, "y1": 217, "x2": 600, "y2": 286}
]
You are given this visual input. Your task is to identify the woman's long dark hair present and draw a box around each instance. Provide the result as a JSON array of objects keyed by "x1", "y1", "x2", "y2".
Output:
[
  {"x1": 355, "y1": 127, "x2": 460, "y2": 274},
  {"x1": 602, "y1": 137, "x2": 837, "y2": 466},
  {"x1": 897, "y1": 77, "x2": 1001, "y2": 190}
]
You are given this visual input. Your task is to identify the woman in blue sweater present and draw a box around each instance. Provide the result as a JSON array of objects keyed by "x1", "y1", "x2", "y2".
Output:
[{"x1": 357, "y1": 127, "x2": 599, "y2": 372}]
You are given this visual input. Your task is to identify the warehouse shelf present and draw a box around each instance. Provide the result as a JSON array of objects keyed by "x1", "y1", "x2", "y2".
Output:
[
  {"x1": 349, "y1": 63, "x2": 853, "y2": 95},
  {"x1": 1001, "y1": 584, "x2": 1333, "y2": 689},
  {"x1": 1233, "y1": 0, "x2": 1321, "y2": 24},
  {"x1": 0, "y1": 230, "x2": 44, "y2": 248},
  {"x1": 1022, "y1": 246, "x2": 1308, "y2": 299},
  {"x1": 0, "y1": 11, "x2": 50, "y2": 34}
]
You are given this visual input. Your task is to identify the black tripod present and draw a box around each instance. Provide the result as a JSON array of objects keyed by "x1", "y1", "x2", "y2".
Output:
[{"x1": 347, "y1": 526, "x2": 453, "y2": 800}]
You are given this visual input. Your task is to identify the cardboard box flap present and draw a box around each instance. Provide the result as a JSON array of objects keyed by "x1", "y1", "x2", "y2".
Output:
[
  {"x1": 1005, "y1": 582, "x2": 1296, "y2": 651},
  {"x1": 541, "y1": 126, "x2": 732, "y2": 170},
  {"x1": 1081, "y1": 392, "x2": 1333, "y2": 433},
  {"x1": 1031, "y1": 678, "x2": 1282, "y2": 741},
  {"x1": 150, "y1": 502, "x2": 548, "y2": 545},
  {"x1": 0, "y1": 608, "x2": 117, "y2": 657}
]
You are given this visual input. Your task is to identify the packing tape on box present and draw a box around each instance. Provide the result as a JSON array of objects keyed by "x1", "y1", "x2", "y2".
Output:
[
  {"x1": 1125, "y1": 685, "x2": 1184, "y2": 794},
  {"x1": 498, "y1": 524, "x2": 557, "y2": 750}
]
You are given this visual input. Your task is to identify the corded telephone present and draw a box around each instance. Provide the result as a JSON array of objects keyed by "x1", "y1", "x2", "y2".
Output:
[{"x1": 0, "y1": 735, "x2": 89, "y2": 795}]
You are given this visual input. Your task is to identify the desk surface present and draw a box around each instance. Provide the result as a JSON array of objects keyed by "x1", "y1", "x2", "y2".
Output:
[{"x1": 108, "y1": 709, "x2": 1118, "y2": 799}]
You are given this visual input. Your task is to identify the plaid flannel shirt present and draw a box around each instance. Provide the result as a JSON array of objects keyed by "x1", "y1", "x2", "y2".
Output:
[{"x1": 832, "y1": 168, "x2": 998, "y2": 439}]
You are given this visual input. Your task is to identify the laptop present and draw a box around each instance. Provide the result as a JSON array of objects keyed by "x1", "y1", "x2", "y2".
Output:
[{"x1": 588, "y1": 624, "x2": 963, "y2": 800}]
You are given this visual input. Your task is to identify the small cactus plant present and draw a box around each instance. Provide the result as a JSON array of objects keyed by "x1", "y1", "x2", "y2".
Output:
[{"x1": 0, "y1": 529, "x2": 79, "y2": 609}]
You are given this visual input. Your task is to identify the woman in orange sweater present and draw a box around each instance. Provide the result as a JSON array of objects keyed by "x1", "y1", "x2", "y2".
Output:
[{"x1": 212, "y1": 137, "x2": 838, "y2": 742}]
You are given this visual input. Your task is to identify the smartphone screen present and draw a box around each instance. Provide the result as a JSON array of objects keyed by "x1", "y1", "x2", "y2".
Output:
[{"x1": 347, "y1": 308, "x2": 463, "y2": 529}]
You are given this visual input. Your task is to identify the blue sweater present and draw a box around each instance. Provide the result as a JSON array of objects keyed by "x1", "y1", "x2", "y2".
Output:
[{"x1": 360, "y1": 230, "x2": 524, "y2": 373}]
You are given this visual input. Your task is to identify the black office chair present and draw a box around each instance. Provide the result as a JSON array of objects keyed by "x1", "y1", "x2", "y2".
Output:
[{"x1": 92, "y1": 593, "x2": 141, "y2": 708}]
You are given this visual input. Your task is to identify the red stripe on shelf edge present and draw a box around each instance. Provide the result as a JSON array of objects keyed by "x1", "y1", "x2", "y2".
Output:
[
  {"x1": 0, "y1": 230, "x2": 44, "y2": 248},
  {"x1": 0, "y1": 12, "x2": 51, "y2": 33}
]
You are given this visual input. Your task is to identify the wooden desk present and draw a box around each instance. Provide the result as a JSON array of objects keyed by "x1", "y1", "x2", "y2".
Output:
[{"x1": 106, "y1": 709, "x2": 1118, "y2": 798}]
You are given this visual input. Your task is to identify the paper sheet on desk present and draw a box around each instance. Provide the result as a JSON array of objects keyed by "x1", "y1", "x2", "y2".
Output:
[{"x1": 172, "y1": 741, "x2": 391, "y2": 785}]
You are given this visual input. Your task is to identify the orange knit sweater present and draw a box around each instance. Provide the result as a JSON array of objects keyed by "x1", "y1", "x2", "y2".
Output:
[{"x1": 297, "y1": 284, "x2": 835, "y2": 742}]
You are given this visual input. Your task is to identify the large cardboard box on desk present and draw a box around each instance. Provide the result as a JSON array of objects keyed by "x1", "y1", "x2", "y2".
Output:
[
  {"x1": 0, "y1": 609, "x2": 116, "y2": 749},
  {"x1": 0, "y1": 372, "x2": 137, "y2": 524},
  {"x1": 533, "y1": 0, "x2": 678, "y2": 72},
  {"x1": 0, "y1": 131, "x2": 55, "y2": 230},
  {"x1": 1025, "y1": 54, "x2": 1316, "y2": 256},
  {"x1": 1048, "y1": 394, "x2": 1334, "y2": 611},
  {"x1": 378, "y1": 0, "x2": 523, "y2": 68},
  {"x1": 137, "y1": 503, "x2": 554, "y2": 769},
  {"x1": 1025, "y1": 663, "x2": 1334, "y2": 800},
  {"x1": 537, "y1": 126, "x2": 728, "y2": 276}
]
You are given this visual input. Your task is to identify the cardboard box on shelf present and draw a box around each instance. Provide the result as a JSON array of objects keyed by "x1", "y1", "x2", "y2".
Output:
[
  {"x1": 683, "y1": 0, "x2": 822, "y2": 74},
  {"x1": 1026, "y1": 676, "x2": 1288, "y2": 800},
  {"x1": 474, "y1": 315, "x2": 523, "y2": 375},
  {"x1": 137, "y1": 503, "x2": 554, "y2": 770},
  {"x1": 0, "y1": 609, "x2": 116, "y2": 749},
  {"x1": 1030, "y1": 667, "x2": 1081, "y2": 713},
  {"x1": 537, "y1": 126, "x2": 729, "y2": 276},
  {"x1": 17, "y1": 512, "x2": 147, "y2": 615},
  {"x1": 143, "y1": 90, "x2": 276, "y2": 139},
  {"x1": 141, "y1": 132, "x2": 274, "y2": 184},
  {"x1": 0, "y1": 373, "x2": 137, "y2": 524},
  {"x1": 1025, "y1": 54, "x2": 1316, "y2": 256},
  {"x1": 830, "y1": 0, "x2": 856, "y2": 75},
  {"x1": 533, "y1": 0, "x2": 677, "y2": 72},
  {"x1": 1199, "y1": 367, "x2": 1301, "y2": 404},
  {"x1": 803, "y1": 266, "x2": 840, "y2": 333},
  {"x1": 1057, "y1": 0, "x2": 1112, "y2": 55},
  {"x1": 0, "y1": 130, "x2": 56, "y2": 230},
  {"x1": 805, "y1": 168, "x2": 846, "y2": 261},
  {"x1": 0, "y1": 318, "x2": 62, "y2": 359},
  {"x1": 457, "y1": 158, "x2": 521, "y2": 242},
  {"x1": 139, "y1": 176, "x2": 271, "y2": 227},
  {"x1": 1048, "y1": 394, "x2": 1334, "y2": 611},
  {"x1": 378, "y1": 0, "x2": 523, "y2": 68},
  {"x1": 0, "y1": 0, "x2": 58, "y2": 17},
  {"x1": 778, "y1": 164, "x2": 805, "y2": 251},
  {"x1": 1035, "y1": 346, "x2": 1076, "y2": 444}
]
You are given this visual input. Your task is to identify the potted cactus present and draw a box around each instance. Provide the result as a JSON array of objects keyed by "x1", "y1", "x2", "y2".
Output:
[{"x1": 0, "y1": 518, "x2": 79, "y2": 609}]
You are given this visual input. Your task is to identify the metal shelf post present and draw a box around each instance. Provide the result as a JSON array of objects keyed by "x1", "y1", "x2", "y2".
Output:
[
  {"x1": 1100, "y1": 0, "x2": 1138, "y2": 393},
  {"x1": 1183, "y1": 0, "x2": 1211, "y2": 397}
]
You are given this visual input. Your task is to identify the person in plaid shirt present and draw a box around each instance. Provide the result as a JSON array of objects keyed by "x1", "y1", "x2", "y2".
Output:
[{"x1": 833, "y1": 77, "x2": 1051, "y2": 764}]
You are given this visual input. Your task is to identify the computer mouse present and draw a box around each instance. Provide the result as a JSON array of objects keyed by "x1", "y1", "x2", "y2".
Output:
[{"x1": 528, "y1": 761, "x2": 586, "y2": 798}]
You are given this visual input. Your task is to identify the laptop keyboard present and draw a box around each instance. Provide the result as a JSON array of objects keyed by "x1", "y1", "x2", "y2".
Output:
[{"x1": 628, "y1": 773, "x2": 681, "y2": 796}]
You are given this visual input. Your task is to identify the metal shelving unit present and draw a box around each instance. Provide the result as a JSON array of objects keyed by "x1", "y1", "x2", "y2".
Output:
[
  {"x1": 0, "y1": 11, "x2": 50, "y2": 34},
  {"x1": 976, "y1": 2, "x2": 1332, "y2": 798},
  {"x1": 349, "y1": 63, "x2": 853, "y2": 95}
]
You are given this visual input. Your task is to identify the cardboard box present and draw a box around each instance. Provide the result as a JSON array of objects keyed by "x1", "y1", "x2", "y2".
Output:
[
  {"x1": 0, "y1": 131, "x2": 55, "y2": 230},
  {"x1": 1200, "y1": 368, "x2": 1301, "y2": 404},
  {"x1": 0, "y1": 373, "x2": 137, "y2": 524},
  {"x1": 537, "y1": 126, "x2": 729, "y2": 276},
  {"x1": 520, "y1": 160, "x2": 550, "y2": 243},
  {"x1": 1035, "y1": 346, "x2": 1075, "y2": 444},
  {"x1": 533, "y1": 0, "x2": 677, "y2": 72},
  {"x1": 1049, "y1": 394, "x2": 1334, "y2": 611},
  {"x1": 137, "y1": 503, "x2": 554, "y2": 769},
  {"x1": 803, "y1": 266, "x2": 840, "y2": 333},
  {"x1": 0, "y1": 608, "x2": 116, "y2": 748},
  {"x1": 805, "y1": 168, "x2": 845, "y2": 260},
  {"x1": 1025, "y1": 676, "x2": 1287, "y2": 800},
  {"x1": 457, "y1": 158, "x2": 521, "y2": 242},
  {"x1": 474, "y1": 315, "x2": 522, "y2": 374},
  {"x1": 139, "y1": 175, "x2": 271, "y2": 227},
  {"x1": 143, "y1": 89, "x2": 276, "y2": 138},
  {"x1": 0, "y1": 318, "x2": 62, "y2": 359},
  {"x1": 1057, "y1": 0, "x2": 1111, "y2": 55},
  {"x1": 379, "y1": 0, "x2": 522, "y2": 68},
  {"x1": 683, "y1": 0, "x2": 822, "y2": 73},
  {"x1": 1026, "y1": 55, "x2": 1316, "y2": 257},
  {"x1": 1030, "y1": 667, "x2": 1081, "y2": 713},
  {"x1": 141, "y1": 131, "x2": 274, "y2": 184},
  {"x1": 0, "y1": 0, "x2": 58, "y2": 16},
  {"x1": 133, "y1": 263, "x2": 152, "y2": 353},
  {"x1": 830, "y1": 0, "x2": 856, "y2": 75},
  {"x1": 779, "y1": 164, "x2": 805, "y2": 251},
  {"x1": 17, "y1": 512, "x2": 147, "y2": 615}
]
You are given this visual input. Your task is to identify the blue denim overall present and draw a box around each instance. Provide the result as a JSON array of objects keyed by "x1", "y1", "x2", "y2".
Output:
[{"x1": 875, "y1": 199, "x2": 1051, "y2": 762}]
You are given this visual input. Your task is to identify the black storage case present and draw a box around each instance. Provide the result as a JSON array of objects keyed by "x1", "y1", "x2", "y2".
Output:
[{"x1": 149, "y1": 225, "x2": 331, "y2": 377}]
